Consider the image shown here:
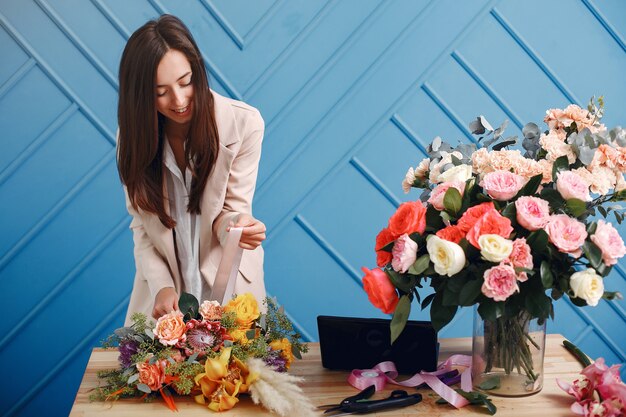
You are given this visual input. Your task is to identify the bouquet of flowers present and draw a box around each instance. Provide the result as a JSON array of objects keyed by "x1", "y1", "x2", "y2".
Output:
[
  {"x1": 92, "y1": 293, "x2": 313, "y2": 416},
  {"x1": 361, "y1": 97, "x2": 624, "y2": 392}
]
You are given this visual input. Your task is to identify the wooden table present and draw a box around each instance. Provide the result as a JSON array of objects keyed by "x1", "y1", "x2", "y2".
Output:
[{"x1": 71, "y1": 334, "x2": 583, "y2": 416}]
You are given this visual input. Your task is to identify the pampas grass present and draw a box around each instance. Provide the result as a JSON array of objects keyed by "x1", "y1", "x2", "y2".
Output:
[{"x1": 247, "y1": 358, "x2": 317, "y2": 417}]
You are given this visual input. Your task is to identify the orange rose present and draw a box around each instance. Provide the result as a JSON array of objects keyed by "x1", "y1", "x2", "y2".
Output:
[
  {"x1": 375, "y1": 227, "x2": 394, "y2": 267},
  {"x1": 436, "y1": 225, "x2": 465, "y2": 244},
  {"x1": 269, "y1": 338, "x2": 295, "y2": 369},
  {"x1": 387, "y1": 201, "x2": 427, "y2": 238},
  {"x1": 466, "y1": 208, "x2": 513, "y2": 248},
  {"x1": 137, "y1": 359, "x2": 167, "y2": 391},
  {"x1": 153, "y1": 311, "x2": 187, "y2": 346},
  {"x1": 361, "y1": 267, "x2": 399, "y2": 314},
  {"x1": 457, "y1": 202, "x2": 495, "y2": 233}
]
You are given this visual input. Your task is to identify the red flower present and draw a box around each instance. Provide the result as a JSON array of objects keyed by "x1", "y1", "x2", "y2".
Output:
[
  {"x1": 388, "y1": 201, "x2": 427, "y2": 238},
  {"x1": 457, "y1": 202, "x2": 495, "y2": 233},
  {"x1": 436, "y1": 225, "x2": 465, "y2": 244},
  {"x1": 375, "y1": 227, "x2": 394, "y2": 267},
  {"x1": 361, "y1": 267, "x2": 399, "y2": 314}
]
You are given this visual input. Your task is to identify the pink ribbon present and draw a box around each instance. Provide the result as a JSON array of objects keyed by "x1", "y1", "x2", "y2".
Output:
[{"x1": 348, "y1": 354, "x2": 473, "y2": 409}]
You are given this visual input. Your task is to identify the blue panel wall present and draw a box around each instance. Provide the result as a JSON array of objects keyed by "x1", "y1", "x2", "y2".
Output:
[{"x1": 0, "y1": 0, "x2": 625, "y2": 415}]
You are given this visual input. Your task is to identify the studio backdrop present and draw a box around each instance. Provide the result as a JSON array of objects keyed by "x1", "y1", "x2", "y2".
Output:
[{"x1": 1, "y1": 0, "x2": 625, "y2": 415}]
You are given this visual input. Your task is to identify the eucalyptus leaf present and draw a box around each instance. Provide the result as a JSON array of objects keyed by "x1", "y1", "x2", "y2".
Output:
[
  {"x1": 137, "y1": 383, "x2": 152, "y2": 394},
  {"x1": 492, "y1": 138, "x2": 517, "y2": 151},
  {"x1": 187, "y1": 352, "x2": 199, "y2": 363},
  {"x1": 480, "y1": 115, "x2": 494, "y2": 132},
  {"x1": 469, "y1": 117, "x2": 486, "y2": 135},
  {"x1": 390, "y1": 295, "x2": 411, "y2": 344},
  {"x1": 292, "y1": 344, "x2": 303, "y2": 360},
  {"x1": 144, "y1": 329, "x2": 154, "y2": 340},
  {"x1": 128, "y1": 373, "x2": 139, "y2": 384},
  {"x1": 178, "y1": 292, "x2": 200, "y2": 319}
]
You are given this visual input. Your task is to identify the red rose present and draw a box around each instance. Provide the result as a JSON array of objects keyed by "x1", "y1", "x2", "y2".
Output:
[
  {"x1": 361, "y1": 267, "x2": 399, "y2": 314},
  {"x1": 457, "y1": 202, "x2": 495, "y2": 233},
  {"x1": 466, "y1": 208, "x2": 513, "y2": 248},
  {"x1": 436, "y1": 225, "x2": 465, "y2": 244},
  {"x1": 388, "y1": 201, "x2": 427, "y2": 238},
  {"x1": 375, "y1": 227, "x2": 394, "y2": 267}
]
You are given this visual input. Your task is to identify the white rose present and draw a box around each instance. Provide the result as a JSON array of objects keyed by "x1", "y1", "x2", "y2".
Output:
[
  {"x1": 438, "y1": 164, "x2": 473, "y2": 184},
  {"x1": 478, "y1": 234, "x2": 513, "y2": 263},
  {"x1": 426, "y1": 235, "x2": 466, "y2": 277},
  {"x1": 570, "y1": 269, "x2": 604, "y2": 306}
]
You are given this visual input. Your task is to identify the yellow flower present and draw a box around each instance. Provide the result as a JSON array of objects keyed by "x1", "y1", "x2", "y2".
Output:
[
  {"x1": 224, "y1": 293, "x2": 260, "y2": 328},
  {"x1": 193, "y1": 347, "x2": 259, "y2": 411},
  {"x1": 269, "y1": 338, "x2": 295, "y2": 369}
]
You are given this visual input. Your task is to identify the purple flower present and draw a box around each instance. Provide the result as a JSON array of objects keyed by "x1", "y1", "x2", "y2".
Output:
[
  {"x1": 264, "y1": 348, "x2": 288, "y2": 373},
  {"x1": 118, "y1": 339, "x2": 139, "y2": 368}
]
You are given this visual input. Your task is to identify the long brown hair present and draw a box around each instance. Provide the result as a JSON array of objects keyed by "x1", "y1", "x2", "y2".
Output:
[{"x1": 117, "y1": 14, "x2": 219, "y2": 228}]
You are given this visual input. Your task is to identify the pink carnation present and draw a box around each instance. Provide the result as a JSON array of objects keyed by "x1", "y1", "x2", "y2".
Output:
[
  {"x1": 515, "y1": 196, "x2": 551, "y2": 231},
  {"x1": 482, "y1": 263, "x2": 519, "y2": 302},
  {"x1": 545, "y1": 214, "x2": 588, "y2": 258},
  {"x1": 557, "y1": 171, "x2": 591, "y2": 201},
  {"x1": 508, "y1": 238, "x2": 533, "y2": 282},
  {"x1": 428, "y1": 181, "x2": 465, "y2": 211},
  {"x1": 590, "y1": 220, "x2": 626, "y2": 266},
  {"x1": 391, "y1": 234, "x2": 418, "y2": 273},
  {"x1": 481, "y1": 170, "x2": 526, "y2": 201}
]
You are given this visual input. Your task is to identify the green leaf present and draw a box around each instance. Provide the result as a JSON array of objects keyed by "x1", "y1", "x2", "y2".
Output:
[
  {"x1": 291, "y1": 344, "x2": 303, "y2": 360},
  {"x1": 477, "y1": 377, "x2": 501, "y2": 390},
  {"x1": 526, "y1": 229, "x2": 549, "y2": 253},
  {"x1": 459, "y1": 279, "x2": 483, "y2": 306},
  {"x1": 477, "y1": 301, "x2": 504, "y2": 321},
  {"x1": 430, "y1": 292, "x2": 458, "y2": 332},
  {"x1": 540, "y1": 261, "x2": 554, "y2": 288},
  {"x1": 587, "y1": 221, "x2": 598, "y2": 235},
  {"x1": 443, "y1": 187, "x2": 462, "y2": 216},
  {"x1": 246, "y1": 329, "x2": 256, "y2": 339},
  {"x1": 386, "y1": 269, "x2": 415, "y2": 294},
  {"x1": 517, "y1": 174, "x2": 543, "y2": 197},
  {"x1": 552, "y1": 155, "x2": 570, "y2": 181},
  {"x1": 390, "y1": 295, "x2": 411, "y2": 344},
  {"x1": 602, "y1": 291, "x2": 623, "y2": 301},
  {"x1": 540, "y1": 187, "x2": 565, "y2": 210},
  {"x1": 451, "y1": 154, "x2": 463, "y2": 166},
  {"x1": 421, "y1": 292, "x2": 436, "y2": 310},
  {"x1": 442, "y1": 287, "x2": 459, "y2": 306},
  {"x1": 566, "y1": 198, "x2": 587, "y2": 217},
  {"x1": 525, "y1": 292, "x2": 552, "y2": 320},
  {"x1": 582, "y1": 241, "x2": 603, "y2": 269},
  {"x1": 137, "y1": 383, "x2": 152, "y2": 393},
  {"x1": 380, "y1": 239, "x2": 395, "y2": 252},
  {"x1": 179, "y1": 292, "x2": 200, "y2": 319},
  {"x1": 500, "y1": 203, "x2": 517, "y2": 223},
  {"x1": 408, "y1": 254, "x2": 431, "y2": 276},
  {"x1": 425, "y1": 204, "x2": 445, "y2": 232},
  {"x1": 128, "y1": 373, "x2": 139, "y2": 384}
]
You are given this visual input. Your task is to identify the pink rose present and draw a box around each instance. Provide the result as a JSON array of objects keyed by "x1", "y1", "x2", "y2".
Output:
[
  {"x1": 391, "y1": 234, "x2": 418, "y2": 273},
  {"x1": 590, "y1": 220, "x2": 626, "y2": 266},
  {"x1": 545, "y1": 214, "x2": 588, "y2": 258},
  {"x1": 481, "y1": 170, "x2": 526, "y2": 201},
  {"x1": 482, "y1": 263, "x2": 519, "y2": 301},
  {"x1": 428, "y1": 181, "x2": 465, "y2": 211},
  {"x1": 508, "y1": 238, "x2": 533, "y2": 282},
  {"x1": 153, "y1": 310, "x2": 187, "y2": 346},
  {"x1": 515, "y1": 196, "x2": 551, "y2": 231},
  {"x1": 557, "y1": 171, "x2": 591, "y2": 201}
]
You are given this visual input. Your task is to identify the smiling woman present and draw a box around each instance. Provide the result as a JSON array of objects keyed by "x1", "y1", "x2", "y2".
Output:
[{"x1": 116, "y1": 14, "x2": 267, "y2": 324}]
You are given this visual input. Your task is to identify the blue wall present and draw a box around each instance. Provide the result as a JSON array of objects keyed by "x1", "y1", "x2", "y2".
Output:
[{"x1": 1, "y1": 0, "x2": 625, "y2": 415}]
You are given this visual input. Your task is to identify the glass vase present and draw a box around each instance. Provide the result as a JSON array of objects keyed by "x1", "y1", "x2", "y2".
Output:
[{"x1": 471, "y1": 308, "x2": 547, "y2": 396}]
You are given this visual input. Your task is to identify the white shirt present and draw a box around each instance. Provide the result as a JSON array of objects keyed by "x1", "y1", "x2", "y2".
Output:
[{"x1": 162, "y1": 137, "x2": 211, "y2": 302}]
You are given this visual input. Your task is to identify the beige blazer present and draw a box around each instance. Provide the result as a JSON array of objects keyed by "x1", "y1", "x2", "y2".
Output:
[{"x1": 123, "y1": 91, "x2": 266, "y2": 325}]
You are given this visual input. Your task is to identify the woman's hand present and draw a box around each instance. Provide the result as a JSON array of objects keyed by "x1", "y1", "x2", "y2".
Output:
[
  {"x1": 153, "y1": 287, "x2": 179, "y2": 319},
  {"x1": 228, "y1": 214, "x2": 266, "y2": 250}
]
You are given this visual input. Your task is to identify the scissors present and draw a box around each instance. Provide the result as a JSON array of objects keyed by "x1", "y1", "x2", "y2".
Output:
[{"x1": 318, "y1": 385, "x2": 422, "y2": 416}]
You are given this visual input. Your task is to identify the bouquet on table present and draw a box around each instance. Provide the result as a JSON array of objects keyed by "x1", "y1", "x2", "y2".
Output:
[
  {"x1": 92, "y1": 293, "x2": 313, "y2": 416},
  {"x1": 361, "y1": 97, "x2": 624, "y2": 395}
]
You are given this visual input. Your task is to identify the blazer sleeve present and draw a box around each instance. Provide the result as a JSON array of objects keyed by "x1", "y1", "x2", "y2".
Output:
[
  {"x1": 124, "y1": 188, "x2": 176, "y2": 298},
  {"x1": 213, "y1": 109, "x2": 265, "y2": 245}
]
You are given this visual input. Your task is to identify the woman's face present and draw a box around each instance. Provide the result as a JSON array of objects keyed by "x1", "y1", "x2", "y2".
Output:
[{"x1": 155, "y1": 49, "x2": 194, "y2": 125}]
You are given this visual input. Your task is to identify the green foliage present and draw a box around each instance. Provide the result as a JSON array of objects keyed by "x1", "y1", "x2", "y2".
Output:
[
  {"x1": 430, "y1": 292, "x2": 458, "y2": 332},
  {"x1": 390, "y1": 295, "x2": 411, "y2": 344},
  {"x1": 436, "y1": 389, "x2": 497, "y2": 415},
  {"x1": 178, "y1": 292, "x2": 200, "y2": 320},
  {"x1": 443, "y1": 187, "x2": 462, "y2": 217}
]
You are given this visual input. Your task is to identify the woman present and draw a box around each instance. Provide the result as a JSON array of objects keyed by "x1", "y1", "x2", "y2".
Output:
[{"x1": 117, "y1": 15, "x2": 266, "y2": 324}]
